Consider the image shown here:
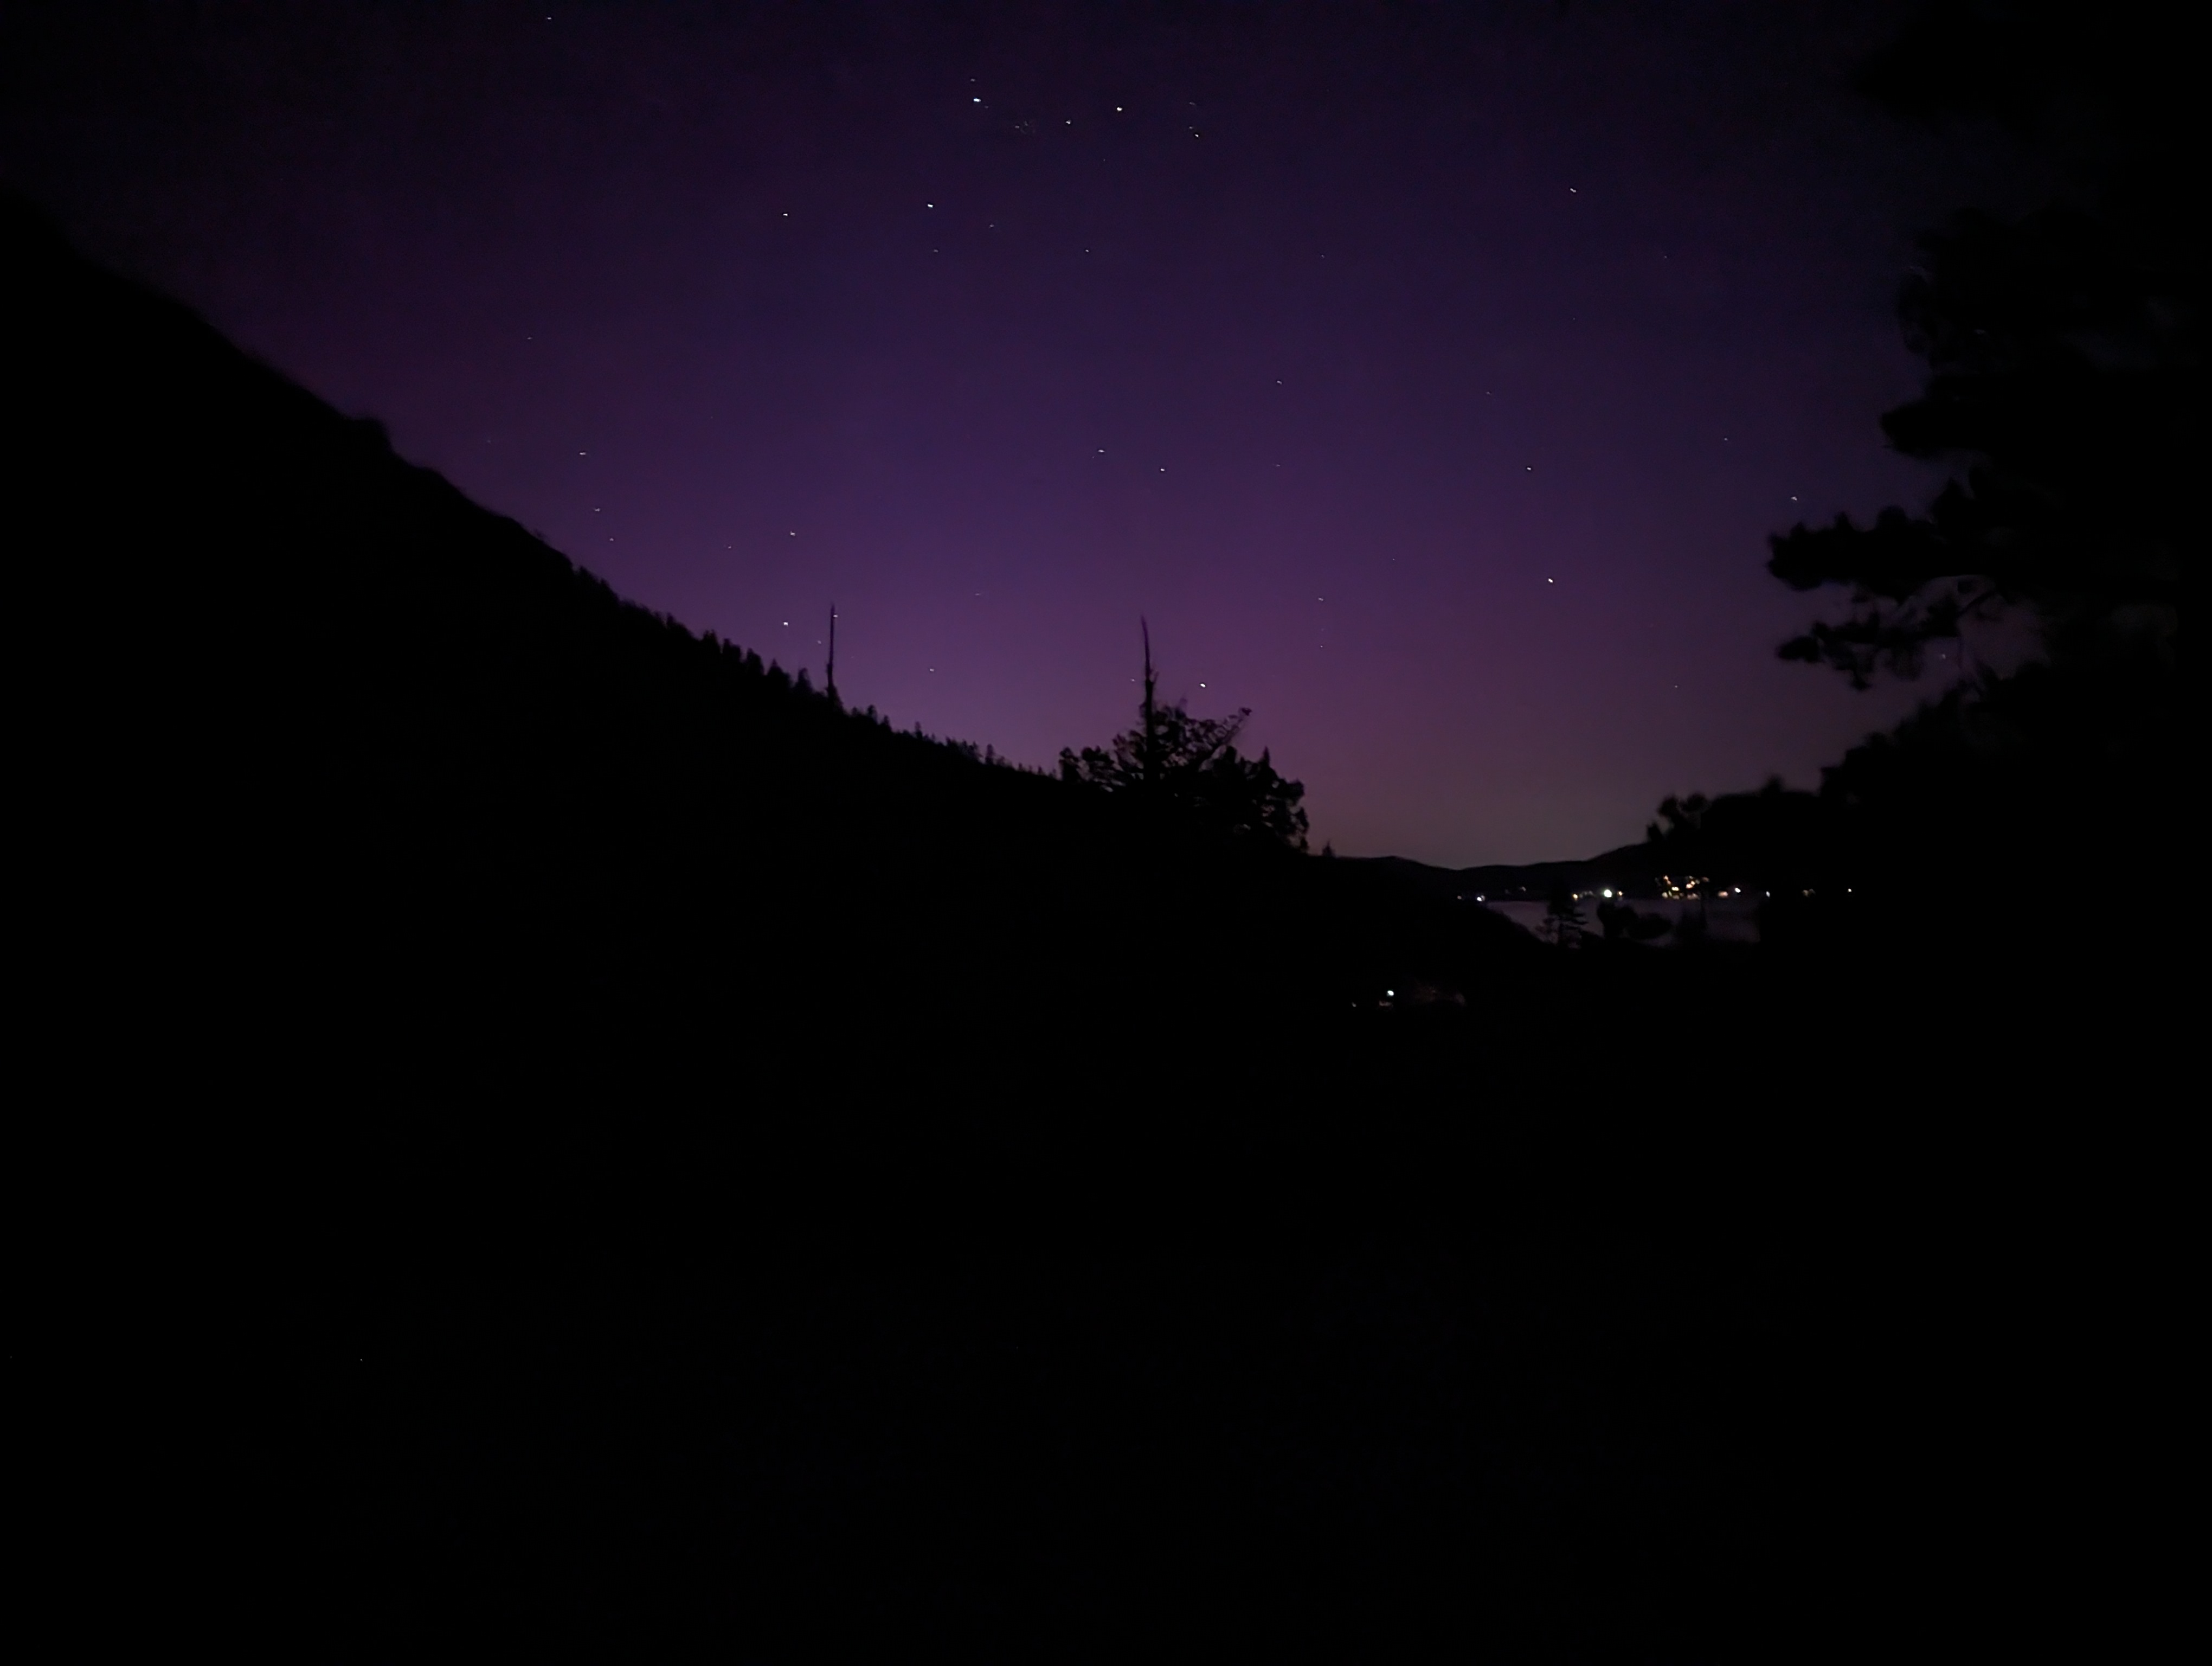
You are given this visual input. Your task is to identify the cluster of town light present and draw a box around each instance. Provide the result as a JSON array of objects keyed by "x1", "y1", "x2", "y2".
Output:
[{"x1": 1468, "y1": 883, "x2": 1789, "y2": 906}]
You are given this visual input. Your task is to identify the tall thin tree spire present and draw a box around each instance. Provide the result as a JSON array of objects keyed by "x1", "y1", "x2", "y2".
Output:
[
  {"x1": 826, "y1": 604, "x2": 838, "y2": 703},
  {"x1": 1140, "y1": 617, "x2": 1158, "y2": 786}
]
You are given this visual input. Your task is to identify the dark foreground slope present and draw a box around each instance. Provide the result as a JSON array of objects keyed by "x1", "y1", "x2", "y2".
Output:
[
  {"x1": 7, "y1": 204, "x2": 2172, "y2": 1664},
  {"x1": 5, "y1": 197, "x2": 1539, "y2": 1101}
]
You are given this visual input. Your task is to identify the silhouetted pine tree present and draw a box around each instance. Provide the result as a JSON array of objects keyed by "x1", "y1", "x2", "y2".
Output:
[{"x1": 1058, "y1": 623, "x2": 1308, "y2": 850}]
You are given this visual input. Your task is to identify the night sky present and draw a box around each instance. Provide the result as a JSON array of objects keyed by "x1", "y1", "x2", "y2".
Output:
[{"x1": 2, "y1": 2, "x2": 2041, "y2": 864}]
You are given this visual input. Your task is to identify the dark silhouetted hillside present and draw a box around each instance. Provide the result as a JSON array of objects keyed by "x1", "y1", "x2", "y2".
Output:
[
  {"x1": 4, "y1": 197, "x2": 1536, "y2": 1116},
  {"x1": 8, "y1": 195, "x2": 2172, "y2": 1666}
]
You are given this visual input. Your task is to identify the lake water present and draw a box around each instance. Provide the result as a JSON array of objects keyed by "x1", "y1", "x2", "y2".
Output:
[{"x1": 1484, "y1": 897, "x2": 1765, "y2": 946}]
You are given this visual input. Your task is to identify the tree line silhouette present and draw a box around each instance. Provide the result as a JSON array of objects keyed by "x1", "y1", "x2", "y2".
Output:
[
  {"x1": 1623, "y1": 1, "x2": 2191, "y2": 958},
  {"x1": 4, "y1": 188, "x2": 1527, "y2": 1120}
]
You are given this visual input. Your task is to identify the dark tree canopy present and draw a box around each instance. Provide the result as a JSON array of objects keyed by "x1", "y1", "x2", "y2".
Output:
[
  {"x1": 1769, "y1": 205, "x2": 2192, "y2": 687},
  {"x1": 1769, "y1": 2, "x2": 2195, "y2": 692},
  {"x1": 1059, "y1": 628, "x2": 1309, "y2": 851}
]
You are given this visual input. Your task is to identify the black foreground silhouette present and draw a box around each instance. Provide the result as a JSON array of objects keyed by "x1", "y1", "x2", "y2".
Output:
[{"x1": 8, "y1": 132, "x2": 2177, "y2": 1666}]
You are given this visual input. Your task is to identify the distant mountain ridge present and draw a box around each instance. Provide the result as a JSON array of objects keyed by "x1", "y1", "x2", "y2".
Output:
[{"x1": 1351, "y1": 844, "x2": 1671, "y2": 905}]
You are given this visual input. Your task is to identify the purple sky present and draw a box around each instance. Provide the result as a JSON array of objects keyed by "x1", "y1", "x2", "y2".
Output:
[{"x1": 3, "y1": 3, "x2": 2041, "y2": 864}]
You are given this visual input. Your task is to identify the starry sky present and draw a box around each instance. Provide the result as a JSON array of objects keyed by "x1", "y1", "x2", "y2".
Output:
[{"x1": 2, "y1": 2, "x2": 2042, "y2": 865}]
